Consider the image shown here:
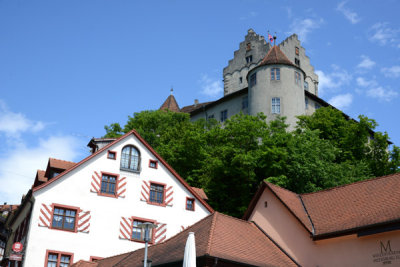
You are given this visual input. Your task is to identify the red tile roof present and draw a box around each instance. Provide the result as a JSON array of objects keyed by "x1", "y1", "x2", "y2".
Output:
[
  {"x1": 302, "y1": 173, "x2": 400, "y2": 238},
  {"x1": 49, "y1": 158, "x2": 76, "y2": 170},
  {"x1": 92, "y1": 212, "x2": 297, "y2": 267},
  {"x1": 70, "y1": 260, "x2": 98, "y2": 267},
  {"x1": 245, "y1": 173, "x2": 400, "y2": 239},
  {"x1": 191, "y1": 187, "x2": 208, "y2": 200},
  {"x1": 266, "y1": 183, "x2": 313, "y2": 233},
  {"x1": 159, "y1": 94, "x2": 180, "y2": 112},
  {"x1": 258, "y1": 45, "x2": 297, "y2": 68},
  {"x1": 180, "y1": 101, "x2": 214, "y2": 113}
]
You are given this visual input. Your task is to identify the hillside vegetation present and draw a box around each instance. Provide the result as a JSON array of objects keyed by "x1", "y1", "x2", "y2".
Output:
[{"x1": 105, "y1": 108, "x2": 400, "y2": 217}]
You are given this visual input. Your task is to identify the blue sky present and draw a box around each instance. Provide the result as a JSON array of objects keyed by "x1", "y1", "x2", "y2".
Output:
[{"x1": 1, "y1": 0, "x2": 399, "y2": 203}]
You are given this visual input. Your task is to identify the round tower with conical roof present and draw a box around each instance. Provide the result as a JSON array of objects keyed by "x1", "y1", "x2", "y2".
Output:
[{"x1": 247, "y1": 45, "x2": 306, "y2": 130}]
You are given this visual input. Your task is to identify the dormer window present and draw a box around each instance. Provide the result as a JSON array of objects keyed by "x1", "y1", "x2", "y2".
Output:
[
  {"x1": 121, "y1": 145, "x2": 140, "y2": 172},
  {"x1": 107, "y1": 151, "x2": 116, "y2": 160}
]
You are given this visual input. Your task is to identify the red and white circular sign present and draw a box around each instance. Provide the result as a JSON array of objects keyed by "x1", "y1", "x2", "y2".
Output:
[{"x1": 12, "y1": 242, "x2": 23, "y2": 253}]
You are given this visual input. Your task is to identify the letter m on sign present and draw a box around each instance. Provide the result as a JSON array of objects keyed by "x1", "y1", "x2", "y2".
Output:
[{"x1": 380, "y1": 240, "x2": 392, "y2": 253}]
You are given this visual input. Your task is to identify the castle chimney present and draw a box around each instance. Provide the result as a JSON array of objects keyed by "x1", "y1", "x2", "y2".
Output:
[{"x1": 194, "y1": 99, "x2": 199, "y2": 107}]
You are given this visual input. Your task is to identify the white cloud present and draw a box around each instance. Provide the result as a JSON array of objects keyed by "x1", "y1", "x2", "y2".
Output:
[
  {"x1": 315, "y1": 66, "x2": 351, "y2": 95},
  {"x1": 328, "y1": 93, "x2": 353, "y2": 110},
  {"x1": 0, "y1": 100, "x2": 45, "y2": 137},
  {"x1": 0, "y1": 99, "x2": 85, "y2": 204},
  {"x1": 366, "y1": 86, "x2": 398, "y2": 101},
  {"x1": 381, "y1": 65, "x2": 400, "y2": 78},
  {"x1": 357, "y1": 55, "x2": 375, "y2": 69},
  {"x1": 356, "y1": 77, "x2": 377, "y2": 87},
  {"x1": 200, "y1": 75, "x2": 223, "y2": 97},
  {"x1": 368, "y1": 22, "x2": 400, "y2": 46},
  {"x1": 289, "y1": 17, "x2": 323, "y2": 42},
  {"x1": 0, "y1": 136, "x2": 82, "y2": 203},
  {"x1": 336, "y1": 1, "x2": 361, "y2": 24}
]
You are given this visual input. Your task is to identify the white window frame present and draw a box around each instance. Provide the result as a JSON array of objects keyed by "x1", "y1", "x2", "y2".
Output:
[{"x1": 271, "y1": 97, "x2": 281, "y2": 114}]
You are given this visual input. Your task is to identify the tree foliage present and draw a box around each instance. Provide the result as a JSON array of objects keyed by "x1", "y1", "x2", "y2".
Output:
[{"x1": 104, "y1": 108, "x2": 400, "y2": 217}]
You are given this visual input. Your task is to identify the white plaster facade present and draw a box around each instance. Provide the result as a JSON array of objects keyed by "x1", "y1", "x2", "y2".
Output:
[{"x1": 9, "y1": 131, "x2": 212, "y2": 266}]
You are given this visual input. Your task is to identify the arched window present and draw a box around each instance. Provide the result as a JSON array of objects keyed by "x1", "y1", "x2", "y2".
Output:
[{"x1": 121, "y1": 145, "x2": 140, "y2": 171}]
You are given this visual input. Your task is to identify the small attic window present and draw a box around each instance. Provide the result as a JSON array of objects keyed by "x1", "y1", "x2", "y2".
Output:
[
  {"x1": 149, "y1": 160, "x2": 158, "y2": 169},
  {"x1": 107, "y1": 151, "x2": 116, "y2": 160}
]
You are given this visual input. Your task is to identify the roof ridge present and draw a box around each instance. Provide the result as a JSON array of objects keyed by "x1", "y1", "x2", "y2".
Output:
[
  {"x1": 301, "y1": 173, "x2": 400, "y2": 196},
  {"x1": 265, "y1": 181, "x2": 299, "y2": 196},
  {"x1": 217, "y1": 211, "x2": 254, "y2": 225},
  {"x1": 49, "y1": 157, "x2": 76, "y2": 164},
  {"x1": 206, "y1": 212, "x2": 219, "y2": 255}
]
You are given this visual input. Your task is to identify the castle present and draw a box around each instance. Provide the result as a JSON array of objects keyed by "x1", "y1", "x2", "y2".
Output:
[{"x1": 162, "y1": 29, "x2": 332, "y2": 130}]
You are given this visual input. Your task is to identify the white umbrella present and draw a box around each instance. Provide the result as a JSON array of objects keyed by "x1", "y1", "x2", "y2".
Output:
[{"x1": 183, "y1": 232, "x2": 196, "y2": 267}]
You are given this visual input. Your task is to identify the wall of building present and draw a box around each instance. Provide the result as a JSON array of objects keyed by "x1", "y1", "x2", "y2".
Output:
[
  {"x1": 24, "y1": 134, "x2": 210, "y2": 266},
  {"x1": 279, "y1": 34, "x2": 319, "y2": 96},
  {"x1": 191, "y1": 92, "x2": 248, "y2": 122},
  {"x1": 223, "y1": 29, "x2": 270, "y2": 95},
  {"x1": 248, "y1": 64, "x2": 305, "y2": 131},
  {"x1": 249, "y1": 188, "x2": 400, "y2": 267}
]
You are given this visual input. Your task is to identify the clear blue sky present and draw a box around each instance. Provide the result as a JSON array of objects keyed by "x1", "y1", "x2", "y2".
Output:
[{"x1": 1, "y1": 0, "x2": 399, "y2": 203}]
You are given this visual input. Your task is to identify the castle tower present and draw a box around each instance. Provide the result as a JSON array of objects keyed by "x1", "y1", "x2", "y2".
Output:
[
  {"x1": 247, "y1": 45, "x2": 306, "y2": 130},
  {"x1": 223, "y1": 29, "x2": 271, "y2": 96}
]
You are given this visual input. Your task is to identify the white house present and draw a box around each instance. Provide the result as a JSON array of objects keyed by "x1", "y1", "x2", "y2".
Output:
[{"x1": 4, "y1": 130, "x2": 213, "y2": 267}]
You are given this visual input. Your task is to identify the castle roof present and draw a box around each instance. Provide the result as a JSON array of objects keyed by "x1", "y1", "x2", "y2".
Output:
[
  {"x1": 258, "y1": 45, "x2": 297, "y2": 68},
  {"x1": 244, "y1": 172, "x2": 400, "y2": 240},
  {"x1": 160, "y1": 94, "x2": 180, "y2": 112}
]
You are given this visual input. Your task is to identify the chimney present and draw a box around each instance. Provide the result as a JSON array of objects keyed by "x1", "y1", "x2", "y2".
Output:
[{"x1": 194, "y1": 99, "x2": 199, "y2": 107}]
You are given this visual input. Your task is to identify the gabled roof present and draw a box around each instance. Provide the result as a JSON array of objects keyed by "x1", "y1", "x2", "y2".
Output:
[
  {"x1": 32, "y1": 170, "x2": 46, "y2": 188},
  {"x1": 160, "y1": 94, "x2": 180, "y2": 112},
  {"x1": 44, "y1": 158, "x2": 76, "y2": 178},
  {"x1": 83, "y1": 212, "x2": 298, "y2": 267},
  {"x1": 191, "y1": 187, "x2": 208, "y2": 201},
  {"x1": 258, "y1": 45, "x2": 297, "y2": 68},
  {"x1": 244, "y1": 173, "x2": 400, "y2": 240},
  {"x1": 32, "y1": 130, "x2": 214, "y2": 213}
]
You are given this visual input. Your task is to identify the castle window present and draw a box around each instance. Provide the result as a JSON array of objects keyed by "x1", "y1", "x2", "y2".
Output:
[
  {"x1": 249, "y1": 73, "x2": 257, "y2": 87},
  {"x1": 121, "y1": 145, "x2": 140, "y2": 172},
  {"x1": 220, "y1": 110, "x2": 228, "y2": 122},
  {"x1": 246, "y1": 55, "x2": 253, "y2": 63},
  {"x1": 271, "y1": 68, "x2": 280, "y2": 80},
  {"x1": 271, "y1": 97, "x2": 281, "y2": 114},
  {"x1": 315, "y1": 103, "x2": 321, "y2": 109},
  {"x1": 149, "y1": 160, "x2": 158, "y2": 169},
  {"x1": 295, "y1": 58, "x2": 300, "y2": 66},
  {"x1": 304, "y1": 81, "x2": 309, "y2": 91},
  {"x1": 239, "y1": 77, "x2": 243, "y2": 84},
  {"x1": 295, "y1": 47, "x2": 299, "y2": 56},
  {"x1": 295, "y1": 71, "x2": 301, "y2": 85},
  {"x1": 242, "y1": 96, "x2": 248, "y2": 110},
  {"x1": 186, "y1": 197, "x2": 195, "y2": 211},
  {"x1": 207, "y1": 114, "x2": 215, "y2": 120},
  {"x1": 150, "y1": 183, "x2": 165, "y2": 204},
  {"x1": 51, "y1": 207, "x2": 77, "y2": 231},
  {"x1": 101, "y1": 174, "x2": 117, "y2": 196},
  {"x1": 305, "y1": 97, "x2": 309, "y2": 109},
  {"x1": 45, "y1": 250, "x2": 73, "y2": 267}
]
